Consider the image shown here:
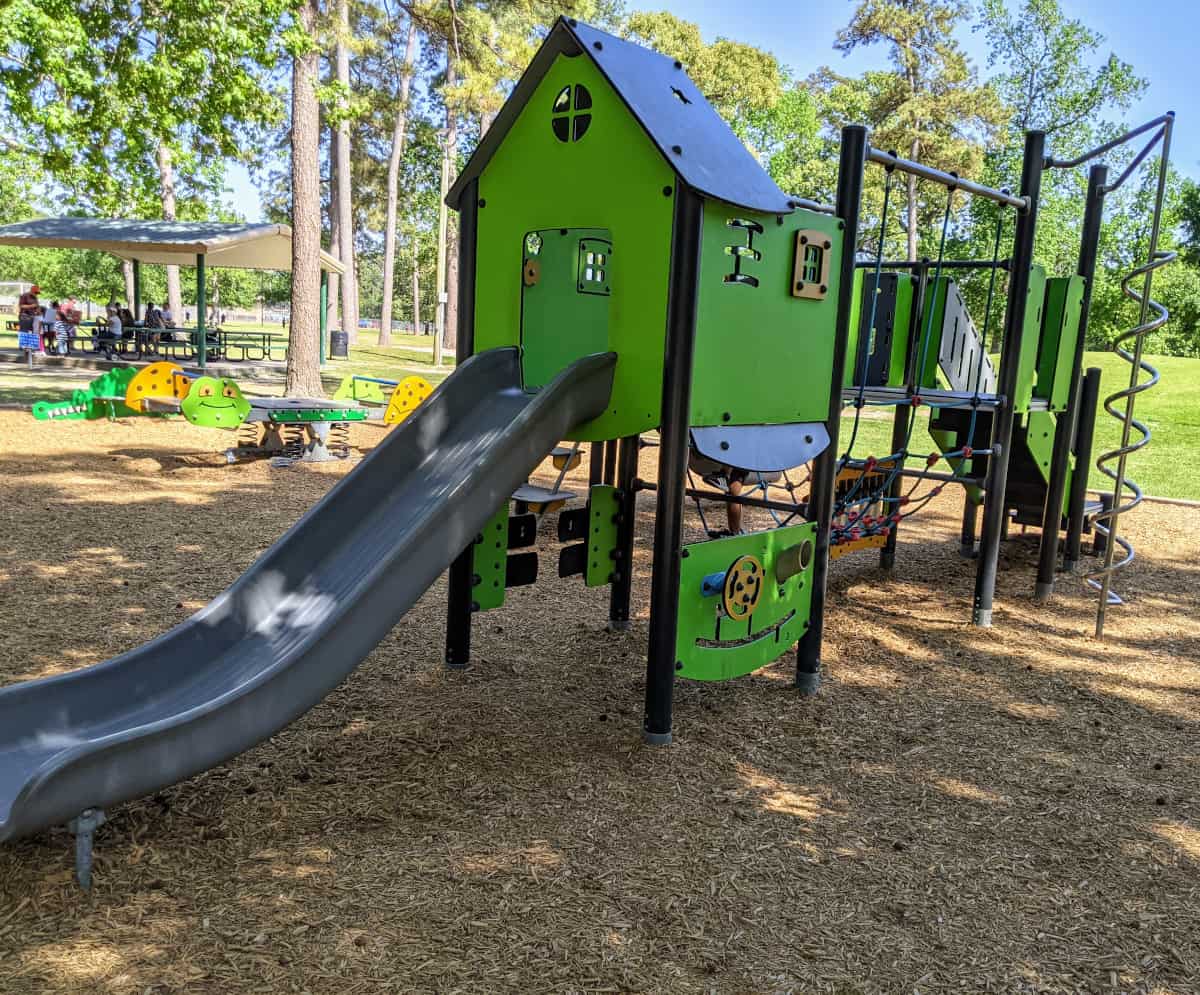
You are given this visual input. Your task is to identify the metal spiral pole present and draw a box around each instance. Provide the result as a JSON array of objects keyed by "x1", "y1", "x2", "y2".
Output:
[
  {"x1": 1088, "y1": 251, "x2": 1175, "y2": 635},
  {"x1": 1088, "y1": 115, "x2": 1175, "y2": 638}
]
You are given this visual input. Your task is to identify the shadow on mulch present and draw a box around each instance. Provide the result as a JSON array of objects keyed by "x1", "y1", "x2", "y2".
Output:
[{"x1": 0, "y1": 416, "x2": 1196, "y2": 993}]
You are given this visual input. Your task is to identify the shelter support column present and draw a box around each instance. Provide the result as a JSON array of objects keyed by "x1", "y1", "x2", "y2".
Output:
[
  {"x1": 319, "y1": 270, "x2": 328, "y2": 365},
  {"x1": 196, "y1": 253, "x2": 207, "y2": 371},
  {"x1": 132, "y1": 260, "x2": 142, "y2": 322}
]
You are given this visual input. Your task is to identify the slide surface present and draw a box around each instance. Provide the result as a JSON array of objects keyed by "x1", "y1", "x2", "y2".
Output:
[{"x1": 0, "y1": 348, "x2": 615, "y2": 842}]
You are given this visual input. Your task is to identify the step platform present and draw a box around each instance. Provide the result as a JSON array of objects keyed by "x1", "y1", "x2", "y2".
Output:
[{"x1": 513, "y1": 484, "x2": 575, "y2": 515}]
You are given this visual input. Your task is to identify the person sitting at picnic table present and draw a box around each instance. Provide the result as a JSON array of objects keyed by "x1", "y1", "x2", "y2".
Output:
[
  {"x1": 17, "y1": 284, "x2": 40, "y2": 356},
  {"x1": 143, "y1": 300, "x2": 165, "y2": 354},
  {"x1": 59, "y1": 296, "x2": 80, "y2": 353},
  {"x1": 102, "y1": 299, "x2": 123, "y2": 357},
  {"x1": 161, "y1": 302, "x2": 175, "y2": 327},
  {"x1": 118, "y1": 304, "x2": 135, "y2": 328}
]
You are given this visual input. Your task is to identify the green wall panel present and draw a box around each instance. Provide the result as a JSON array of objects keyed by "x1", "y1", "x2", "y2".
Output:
[
  {"x1": 521, "y1": 228, "x2": 611, "y2": 389},
  {"x1": 584, "y1": 484, "x2": 619, "y2": 587},
  {"x1": 691, "y1": 205, "x2": 842, "y2": 427},
  {"x1": 472, "y1": 505, "x2": 510, "y2": 612},
  {"x1": 1013, "y1": 264, "x2": 1047, "y2": 414},
  {"x1": 675, "y1": 522, "x2": 816, "y2": 681},
  {"x1": 1036, "y1": 275, "x2": 1084, "y2": 411},
  {"x1": 917, "y1": 277, "x2": 949, "y2": 389},
  {"x1": 473, "y1": 54, "x2": 677, "y2": 441},
  {"x1": 1023, "y1": 411, "x2": 1072, "y2": 515},
  {"x1": 845, "y1": 269, "x2": 913, "y2": 389}
]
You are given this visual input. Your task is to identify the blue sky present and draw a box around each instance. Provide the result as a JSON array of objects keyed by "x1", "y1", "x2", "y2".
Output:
[{"x1": 223, "y1": 0, "x2": 1196, "y2": 220}]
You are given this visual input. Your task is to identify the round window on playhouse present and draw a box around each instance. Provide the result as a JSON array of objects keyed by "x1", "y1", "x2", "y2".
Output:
[{"x1": 551, "y1": 84, "x2": 592, "y2": 143}]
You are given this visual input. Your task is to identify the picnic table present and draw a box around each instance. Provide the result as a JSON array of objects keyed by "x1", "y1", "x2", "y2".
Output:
[{"x1": 68, "y1": 324, "x2": 288, "y2": 363}]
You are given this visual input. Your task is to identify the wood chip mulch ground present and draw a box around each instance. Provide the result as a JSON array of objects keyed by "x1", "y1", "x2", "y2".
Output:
[{"x1": 0, "y1": 412, "x2": 1196, "y2": 994}]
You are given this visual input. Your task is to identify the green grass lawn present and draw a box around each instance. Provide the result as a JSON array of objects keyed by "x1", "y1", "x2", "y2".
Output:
[
  {"x1": 839, "y1": 351, "x2": 1200, "y2": 500},
  {"x1": 322, "y1": 336, "x2": 456, "y2": 387}
]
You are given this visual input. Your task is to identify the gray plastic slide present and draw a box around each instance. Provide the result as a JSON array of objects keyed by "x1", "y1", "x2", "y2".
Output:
[{"x1": 0, "y1": 347, "x2": 615, "y2": 843}]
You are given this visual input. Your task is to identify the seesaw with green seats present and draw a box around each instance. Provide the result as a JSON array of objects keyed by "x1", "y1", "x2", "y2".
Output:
[{"x1": 29, "y1": 362, "x2": 423, "y2": 464}]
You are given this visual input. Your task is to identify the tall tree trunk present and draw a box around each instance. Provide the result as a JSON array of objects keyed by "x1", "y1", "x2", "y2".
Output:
[
  {"x1": 335, "y1": 0, "x2": 359, "y2": 346},
  {"x1": 156, "y1": 143, "x2": 183, "y2": 319},
  {"x1": 379, "y1": 23, "x2": 417, "y2": 346},
  {"x1": 411, "y1": 233, "x2": 421, "y2": 334},
  {"x1": 122, "y1": 259, "x2": 135, "y2": 307},
  {"x1": 443, "y1": 55, "x2": 459, "y2": 357},
  {"x1": 327, "y1": 167, "x2": 341, "y2": 336},
  {"x1": 286, "y1": 0, "x2": 324, "y2": 398},
  {"x1": 434, "y1": 138, "x2": 449, "y2": 366}
]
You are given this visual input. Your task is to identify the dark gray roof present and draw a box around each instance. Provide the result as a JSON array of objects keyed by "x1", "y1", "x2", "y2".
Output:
[
  {"x1": 0, "y1": 217, "x2": 344, "y2": 272},
  {"x1": 447, "y1": 18, "x2": 793, "y2": 215}
]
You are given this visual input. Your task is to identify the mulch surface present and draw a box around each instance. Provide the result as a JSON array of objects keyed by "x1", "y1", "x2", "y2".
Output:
[{"x1": 0, "y1": 411, "x2": 1196, "y2": 993}]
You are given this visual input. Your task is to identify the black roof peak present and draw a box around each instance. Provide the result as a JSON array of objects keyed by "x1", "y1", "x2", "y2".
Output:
[{"x1": 447, "y1": 17, "x2": 792, "y2": 215}]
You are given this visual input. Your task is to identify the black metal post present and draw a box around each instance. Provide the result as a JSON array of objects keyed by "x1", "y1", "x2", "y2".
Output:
[
  {"x1": 602, "y1": 438, "x2": 618, "y2": 485},
  {"x1": 1034, "y1": 164, "x2": 1107, "y2": 601},
  {"x1": 445, "y1": 180, "x2": 480, "y2": 669},
  {"x1": 1064, "y1": 367, "x2": 1102, "y2": 571},
  {"x1": 880, "y1": 258, "x2": 930, "y2": 569},
  {"x1": 643, "y1": 183, "x2": 704, "y2": 745},
  {"x1": 608, "y1": 434, "x2": 640, "y2": 630},
  {"x1": 589, "y1": 442, "x2": 603, "y2": 485},
  {"x1": 960, "y1": 494, "x2": 978, "y2": 557},
  {"x1": 973, "y1": 131, "x2": 1044, "y2": 626},
  {"x1": 795, "y1": 125, "x2": 867, "y2": 692}
]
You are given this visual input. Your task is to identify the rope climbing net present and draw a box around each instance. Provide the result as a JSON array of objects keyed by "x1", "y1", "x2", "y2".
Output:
[{"x1": 831, "y1": 159, "x2": 1015, "y2": 553}]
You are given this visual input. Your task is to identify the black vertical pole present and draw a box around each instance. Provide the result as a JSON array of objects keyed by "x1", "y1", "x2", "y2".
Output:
[
  {"x1": 973, "y1": 130, "x2": 1044, "y2": 626},
  {"x1": 589, "y1": 441, "x2": 603, "y2": 485},
  {"x1": 602, "y1": 438, "x2": 618, "y2": 485},
  {"x1": 960, "y1": 495, "x2": 978, "y2": 557},
  {"x1": 643, "y1": 183, "x2": 704, "y2": 745},
  {"x1": 445, "y1": 180, "x2": 480, "y2": 669},
  {"x1": 796, "y1": 125, "x2": 867, "y2": 692},
  {"x1": 880, "y1": 258, "x2": 930, "y2": 569},
  {"x1": 608, "y1": 434, "x2": 639, "y2": 630},
  {"x1": 1064, "y1": 367, "x2": 1102, "y2": 571},
  {"x1": 1035, "y1": 164, "x2": 1107, "y2": 597}
]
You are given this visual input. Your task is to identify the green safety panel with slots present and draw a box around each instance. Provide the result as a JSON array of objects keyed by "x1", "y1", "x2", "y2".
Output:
[
  {"x1": 472, "y1": 53, "x2": 676, "y2": 440},
  {"x1": 844, "y1": 268, "x2": 914, "y2": 389},
  {"x1": 472, "y1": 505, "x2": 510, "y2": 612},
  {"x1": 584, "y1": 484, "x2": 620, "y2": 588},
  {"x1": 676, "y1": 522, "x2": 816, "y2": 682},
  {"x1": 1024, "y1": 411, "x2": 1072, "y2": 515},
  {"x1": 1036, "y1": 275, "x2": 1085, "y2": 411},
  {"x1": 1013, "y1": 264, "x2": 1047, "y2": 413},
  {"x1": 690, "y1": 204, "x2": 842, "y2": 427},
  {"x1": 917, "y1": 277, "x2": 949, "y2": 389},
  {"x1": 521, "y1": 228, "x2": 611, "y2": 390}
]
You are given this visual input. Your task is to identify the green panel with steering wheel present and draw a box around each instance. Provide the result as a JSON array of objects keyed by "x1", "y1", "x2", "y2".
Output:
[{"x1": 675, "y1": 521, "x2": 817, "y2": 681}]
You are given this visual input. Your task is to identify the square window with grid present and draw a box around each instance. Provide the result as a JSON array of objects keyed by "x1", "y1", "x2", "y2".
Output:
[{"x1": 577, "y1": 241, "x2": 611, "y2": 295}]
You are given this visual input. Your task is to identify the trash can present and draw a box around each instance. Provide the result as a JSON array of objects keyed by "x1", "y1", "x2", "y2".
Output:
[{"x1": 330, "y1": 329, "x2": 349, "y2": 358}]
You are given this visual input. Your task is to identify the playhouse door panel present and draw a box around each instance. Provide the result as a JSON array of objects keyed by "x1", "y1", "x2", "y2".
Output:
[{"x1": 520, "y1": 227, "x2": 611, "y2": 390}]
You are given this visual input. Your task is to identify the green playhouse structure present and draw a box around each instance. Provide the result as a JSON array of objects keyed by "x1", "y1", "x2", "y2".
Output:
[
  {"x1": 0, "y1": 19, "x2": 1176, "y2": 882},
  {"x1": 443, "y1": 16, "x2": 854, "y2": 739}
]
